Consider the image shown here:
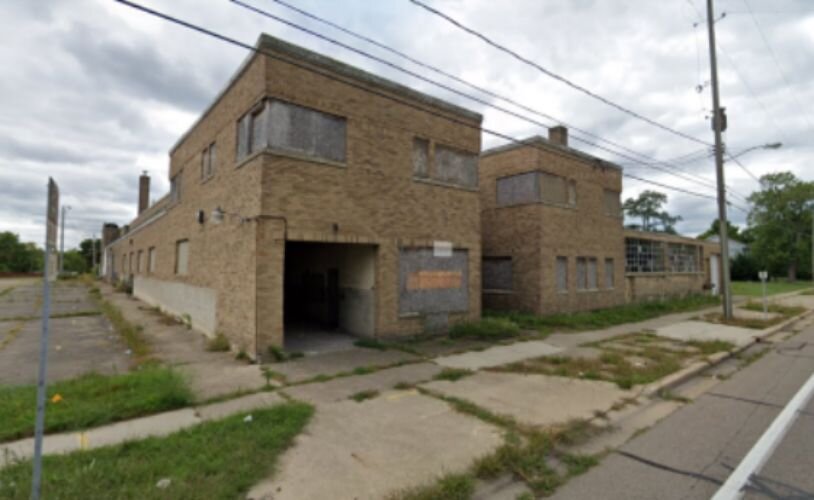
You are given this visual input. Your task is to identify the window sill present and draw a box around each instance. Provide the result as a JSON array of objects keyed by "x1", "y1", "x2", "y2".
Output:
[
  {"x1": 200, "y1": 174, "x2": 216, "y2": 185},
  {"x1": 576, "y1": 288, "x2": 601, "y2": 293},
  {"x1": 483, "y1": 289, "x2": 514, "y2": 295},
  {"x1": 412, "y1": 176, "x2": 478, "y2": 193},
  {"x1": 237, "y1": 148, "x2": 347, "y2": 170}
]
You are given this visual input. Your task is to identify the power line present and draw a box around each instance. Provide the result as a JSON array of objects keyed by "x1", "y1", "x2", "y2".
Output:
[
  {"x1": 408, "y1": 0, "x2": 712, "y2": 147},
  {"x1": 725, "y1": 152, "x2": 761, "y2": 183},
  {"x1": 261, "y1": 0, "x2": 709, "y2": 180},
  {"x1": 742, "y1": 0, "x2": 813, "y2": 129},
  {"x1": 111, "y1": 0, "x2": 748, "y2": 213},
  {"x1": 233, "y1": 0, "x2": 744, "y2": 199}
]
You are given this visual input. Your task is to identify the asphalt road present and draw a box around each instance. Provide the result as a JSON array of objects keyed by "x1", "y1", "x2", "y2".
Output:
[{"x1": 553, "y1": 323, "x2": 814, "y2": 500}]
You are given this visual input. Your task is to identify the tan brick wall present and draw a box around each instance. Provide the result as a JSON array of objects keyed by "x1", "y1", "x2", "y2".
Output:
[
  {"x1": 107, "y1": 38, "x2": 482, "y2": 356},
  {"x1": 480, "y1": 139, "x2": 626, "y2": 315}
]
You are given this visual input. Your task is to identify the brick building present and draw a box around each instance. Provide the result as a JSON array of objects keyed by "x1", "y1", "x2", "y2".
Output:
[
  {"x1": 102, "y1": 34, "x2": 482, "y2": 359},
  {"x1": 479, "y1": 128, "x2": 721, "y2": 315},
  {"x1": 479, "y1": 127, "x2": 627, "y2": 315},
  {"x1": 624, "y1": 229, "x2": 722, "y2": 301}
]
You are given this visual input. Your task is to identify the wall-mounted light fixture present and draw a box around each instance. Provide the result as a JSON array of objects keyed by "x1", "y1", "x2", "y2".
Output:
[{"x1": 210, "y1": 206, "x2": 248, "y2": 225}]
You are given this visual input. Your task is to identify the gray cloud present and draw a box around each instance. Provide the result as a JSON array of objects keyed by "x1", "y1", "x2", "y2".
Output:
[{"x1": 0, "y1": 0, "x2": 811, "y2": 249}]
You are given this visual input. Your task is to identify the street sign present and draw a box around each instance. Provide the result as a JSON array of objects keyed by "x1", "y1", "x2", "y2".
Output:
[
  {"x1": 758, "y1": 271, "x2": 768, "y2": 281},
  {"x1": 32, "y1": 178, "x2": 59, "y2": 499},
  {"x1": 758, "y1": 271, "x2": 769, "y2": 320}
]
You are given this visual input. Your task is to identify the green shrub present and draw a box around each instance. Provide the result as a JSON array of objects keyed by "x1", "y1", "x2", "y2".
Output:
[
  {"x1": 206, "y1": 333, "x2": 230, "y2": 352},
  {"x1": 449, "y1": 317, "x2": 521, "y2": 340}
]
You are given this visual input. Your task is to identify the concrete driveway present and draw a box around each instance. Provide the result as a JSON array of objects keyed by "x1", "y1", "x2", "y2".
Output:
[{"x1": 0, "y1": 280, "x2": 130, "y2": 386}]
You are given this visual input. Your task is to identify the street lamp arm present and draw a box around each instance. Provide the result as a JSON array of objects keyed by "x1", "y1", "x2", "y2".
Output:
[{"x1": 728, "y1": 142, "x2": 782, "y2": 161}]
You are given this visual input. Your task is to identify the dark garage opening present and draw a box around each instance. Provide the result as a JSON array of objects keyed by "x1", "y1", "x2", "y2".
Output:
[{"x1": 284, "y1": 241, "x2": 376, "y2": 353}]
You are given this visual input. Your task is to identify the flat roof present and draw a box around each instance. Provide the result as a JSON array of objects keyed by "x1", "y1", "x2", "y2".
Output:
[
  {"x1": 171, "y1": 33, "x2": 482, "y2": 154},
  {"x1": 480, "y1": 135, "x2": 623, "y2": 171}
]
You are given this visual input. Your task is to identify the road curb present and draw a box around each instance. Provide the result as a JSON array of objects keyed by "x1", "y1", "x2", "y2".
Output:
[{"x1": 642, "y1": 307, "x2": 814, "y2": 398}]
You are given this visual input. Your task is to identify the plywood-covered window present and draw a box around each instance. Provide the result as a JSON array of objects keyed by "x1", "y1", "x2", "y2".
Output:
[
  {"x1": 605, "y1": 258, "x2": 615, "y2": 288},
  {"x1": 482, "y1": 257, "x2": 512, "y2": 291},
  {"x1": 603, "y1": 189, "x2": 621, "y2": 217},
  {"x1": 433, "y1": 145, "x2": 477, "y2": 188},
  {"x1": 540, "y1": 172, "x2": 576, "y2": 207},
  {"x1": 170, "y1": 174, "x2": 181, "y2": 203},
  {"x1": 137, "y1": 250, "x2": 143, "y2": 273},
  {"x1": 497, "y1": 172, "x2": 540, "y2": 207},
  {"x1": 148, "y1": 247, "x2": 156, "y2": 273},
  {"x1": 556, "y1": 256, "x2": 568, "y2": 292},
  {"x1": 412, "y1": 138, "x2": 429, "y2": 178},
  {"x1": 175, "y1": 240, "x2": 189, "y2": 276},
  {"x1": 576, "y1": 257, "x2": 597, "y2": 290},
  {"x1": 201, "y1": 142, "x2": 216, "y2": 180}
]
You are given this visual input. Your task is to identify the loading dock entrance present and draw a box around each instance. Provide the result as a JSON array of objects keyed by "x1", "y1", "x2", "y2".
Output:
[{"x1": 283, "y1": 241, "x2": 376, "y2": 352}]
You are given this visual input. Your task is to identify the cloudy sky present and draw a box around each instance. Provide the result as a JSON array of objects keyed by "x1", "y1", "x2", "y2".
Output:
[{"x1": 1, "y1": 0, "x2": 811, "y2": 249}]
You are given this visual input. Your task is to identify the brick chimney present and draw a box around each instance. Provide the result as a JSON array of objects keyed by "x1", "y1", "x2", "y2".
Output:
[
  {"x1": 101, "y1": 223, "x2": 120, "y2": 247},
  {"x1": 548, "y1": 126, "x2": 568, "y2": 147},
  {"x1": 138, "y1": 171, "x2": 150, "y2": 215}
]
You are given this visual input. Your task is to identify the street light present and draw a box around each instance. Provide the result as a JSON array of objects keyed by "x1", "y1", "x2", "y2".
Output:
[
  {"x1": 59, "y1": 205, "x2": 71, "y2": 275},
  {"x1": 728, "y1": 142, "x2": 782, "y2": 161}
]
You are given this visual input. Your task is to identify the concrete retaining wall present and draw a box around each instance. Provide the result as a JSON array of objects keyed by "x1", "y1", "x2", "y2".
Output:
[{"x1": 134, "y1": 276, "x2": 217, "y2": 336}]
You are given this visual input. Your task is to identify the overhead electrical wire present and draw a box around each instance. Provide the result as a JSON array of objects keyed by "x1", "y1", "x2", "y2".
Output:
[
  {"x1": 408, "y1": 0, "x2": 713, "y2": 147},
  {"x1": 111, "y1": 0, "x2": 749, "y2": 213},
  {"x1": 233, "y1": 0, "x2": 750, "y2": 201}
]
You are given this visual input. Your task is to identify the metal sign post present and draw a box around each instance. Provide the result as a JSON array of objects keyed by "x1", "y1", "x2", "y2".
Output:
[
  {"x1": 759, "y1": 270, "x2": 769, "y2": 321},
  {"x1": 32, "y1": 178, "x2": 59, "y2": 499}
]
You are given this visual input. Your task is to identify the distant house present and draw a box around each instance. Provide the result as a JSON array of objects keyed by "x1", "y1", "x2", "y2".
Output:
[{"x1": 701, "y1": 234, "x2": 747, "y2": 259}]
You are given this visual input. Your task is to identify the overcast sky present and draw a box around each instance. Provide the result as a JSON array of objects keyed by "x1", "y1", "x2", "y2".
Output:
[{"x1": 1, "y1": 0, "x2": 811, "y2": 249}]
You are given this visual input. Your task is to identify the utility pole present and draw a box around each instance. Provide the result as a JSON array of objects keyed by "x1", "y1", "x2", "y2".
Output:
[{"x1": 706, "y1": 0, "x2": 733, "y2": 319}]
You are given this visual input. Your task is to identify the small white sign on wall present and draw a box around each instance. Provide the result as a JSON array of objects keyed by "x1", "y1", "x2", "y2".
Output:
[{"x1": 433, "y1": 240, "x2": 453, "y2": 258}]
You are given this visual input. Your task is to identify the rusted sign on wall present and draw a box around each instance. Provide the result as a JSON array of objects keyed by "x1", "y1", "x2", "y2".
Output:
[{"x1": 406, "y1": 270, "x2": 463, "y2": 290}]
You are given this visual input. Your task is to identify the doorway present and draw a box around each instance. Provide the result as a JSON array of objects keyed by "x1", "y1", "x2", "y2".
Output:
[{"x1": 283, "y1": 241, "x2": 376, "y2": 353}]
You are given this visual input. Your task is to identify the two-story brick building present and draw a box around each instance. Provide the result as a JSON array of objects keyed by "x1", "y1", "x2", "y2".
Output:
[
  {"x1": 102, "y1": 34, "x2": 482, "y2": 359},
  {"x1": 479, "y1": 127, "x2": 628, "y2": 315}
]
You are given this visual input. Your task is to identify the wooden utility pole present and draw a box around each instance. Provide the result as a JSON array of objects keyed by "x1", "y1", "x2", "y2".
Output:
[{"x1": 706, "y1": 0, "x2": 733, "y2": 319}]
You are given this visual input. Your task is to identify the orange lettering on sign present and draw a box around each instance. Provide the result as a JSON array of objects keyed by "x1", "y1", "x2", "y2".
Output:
[{"x1": 406, "y1": 271, "x2": 463, "y2": 290}]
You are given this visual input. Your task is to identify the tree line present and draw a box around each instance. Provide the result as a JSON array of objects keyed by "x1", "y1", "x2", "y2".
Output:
[{"x1": 0, "y1": 233, "x2": 100, "y2": 275}]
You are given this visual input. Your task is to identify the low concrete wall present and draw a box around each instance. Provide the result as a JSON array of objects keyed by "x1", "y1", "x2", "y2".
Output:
[
  {"x1": 625, "y1": 273, "x2": 708, "y2": 302},
  {"x1": 133, "y1": 276, "x2": 217, "y2": 336}
]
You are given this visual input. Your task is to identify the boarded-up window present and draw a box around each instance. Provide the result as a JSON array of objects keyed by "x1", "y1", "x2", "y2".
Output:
[
  {"x1": 603, "y1": 189, "x2": 621, "y2": 217},
  {"x1": 129, "y1": 252, "x2": 134, "y2": 273},
  {"x1": 497, "y1": 172, "x2": 540, "y2": 207},
  {"x1": 540, "y1": 172, "x2": 575, "y2": 207},
  {"x1": 576, "y1": 257, "x2": 587, "y2": 290},
  {"x1": 137, "y1": 250, "x2": 143, "y2": 273},
  {"x1": 399, "y1": 248, "x2": 469, "y2": 314},
  {"x1": 175, "y1": 240, "x2": 189, "y2": 276},
  {"x1": 412, "y1": 138, "x2": 429, "y2": 178},
  {"x1": 148, "y1": 247, "x2": 156, "y2": 273},
  {"x1": 434, "y1": 145, "x2": 477, "y2": 188},
  {"x1": 201, "y1": 142, "x2": 216, "y2": 180},
  {"x1": 587, "y1": 258, "x2": 598, "y2": 289},
  {"x1": 268, "y1": 100, "x2": 346, "y2": 163},
  {"x1": 482, "y1": 257, "x2": 512, "y2": 291},
  {"x1": 170, "y1": 174, "x2": 181, "y2": 203},
  {"x1": 605, "y1": 258, "x2": 614, "y2": 288},
  {"x1": 556, "y1": 256, "x2": 568, "y2": 292}
]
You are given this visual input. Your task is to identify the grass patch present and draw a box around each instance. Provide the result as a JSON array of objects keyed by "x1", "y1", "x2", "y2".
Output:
[
  {"x1": 742, "y1": 301, "x2": 806, "y2": 317},
  {"x1": 349, "y1": 389, "x2": 380, "y2": 402},
  {"x1": 386, "y1": 473, "x2": 475, "y2": 500},
  {"x1": 449, "y1": 317, "x2": 521, "y2": 340},
  {"x1": 497, "y1": 332, "x2": 730, "y2": 389},
  {"x1": 0, "y1": 365, "x2": 192, "y2": 443},
  {"x1": 206, "y1": 332, "x2": 231, "y2": 352},
  {"x1": 492, "y1": 294, "x2": 719, "y2": 333},
  {"x1": 393, "y1": 381, "x2": 415, "y2": 390},
  {"x1": 702, "y1": 313, "x2": 787, "y2": 330},
  {"x1": 354, "y1": 338, "x2": 388, "y2": 350},
  {"x1": 0, "y1": 403, "x2": 312, "y2": 499},
  {"x1": 266, "y1": 345, "x2": 304, "y2": 363},
  {"x1": 731, "y1": 281, "x2": 814, "y2": 297},
  {"x1": 97, "y1": 299, "x2": 150, "y2": 361},
  {"x1": 433, "y1": 368, "x2": 474, "y2": 382}
]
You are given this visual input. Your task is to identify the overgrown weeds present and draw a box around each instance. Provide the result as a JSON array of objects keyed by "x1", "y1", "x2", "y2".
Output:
[
  {"x1": 449, "y1": 317, "x2": 521, "y2": 340},
  {"x1": 206, "y1": 332, "x2": 231, "y2": 352}
]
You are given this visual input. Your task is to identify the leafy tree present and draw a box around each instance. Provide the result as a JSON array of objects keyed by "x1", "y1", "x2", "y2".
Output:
[
  {"x1": 78, "y1": 238, "x2": 101, "y2": 271},
  {"x1": 623, "y1": 190, "x2": 682, "y2": 233},
  {"x1": 0, "y1": 232, "x2": 43, "y2": 273},
  {"x1": 62, "y1": 249, "x2": 88, "y2": 274},
  {"x1": 747, "y1": 172, "x2": 814, "y2": 281},
  {"x1": 697, "y1": 219, "x2": 746, "y2": 242}
]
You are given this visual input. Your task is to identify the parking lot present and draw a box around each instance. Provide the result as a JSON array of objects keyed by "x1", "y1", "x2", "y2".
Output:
[{"x1": 0, "y1": 279, "x2": 130, "y2": 386}]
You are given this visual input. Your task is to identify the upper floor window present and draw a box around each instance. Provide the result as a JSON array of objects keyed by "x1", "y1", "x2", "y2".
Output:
[
  {"x1": 496, "y1": 171, "x2": 576, "y2": 208},
  {"x1": 603, "y1": 189, "x2": 621, "y2": 217},
  {"x1": 201, "y1": 142, "x2": 216, "y2": 180},
  {"x1": 412, "y1": 138, "x2": 429, "y2": 178},
  {"x1": 170, "y1": 174, "x2": 181, "y2": 203},
  {"x1": 434, "y1": 145, "x2": 478, "y2": 188},
  {"x1": 237, "y1": 99, "x2": 347, "y2": 164}
]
